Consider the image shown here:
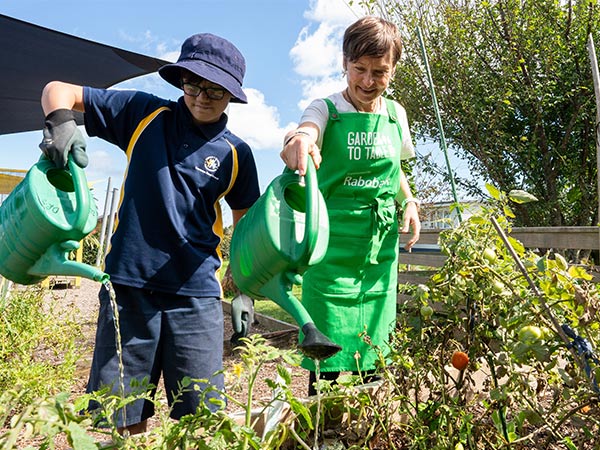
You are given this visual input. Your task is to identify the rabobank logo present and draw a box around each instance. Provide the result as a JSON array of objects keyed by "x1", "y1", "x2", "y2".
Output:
[{"x1": 343, "y1": 175, "x2": 391, "y2": 188}]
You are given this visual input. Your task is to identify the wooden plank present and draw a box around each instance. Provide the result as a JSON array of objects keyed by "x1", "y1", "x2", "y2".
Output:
[
  {"x1": 0, "y1": 275, "x2": 12, "y2": 302},
  {"x1": 399, "y1": 253, "x2": 447, "y2": 267},
  {"x1": 511, "y1": 227, "x2": 600, "y2": 251},
  {"x1": 400, "y1": 229, "x2": 440, "y2": 246},
  {"x1": 397, "y1": 270, "x2": 437, "y2": 284},
  {"x1": 396, "y1": 227, "x2": 600, "y2": 290},
  {"x1": 401, "y1": 227, "x2": 600, "y2": 251},
  {"x1": 397, "y1": 293, "x2": 412, "y2": 305}
]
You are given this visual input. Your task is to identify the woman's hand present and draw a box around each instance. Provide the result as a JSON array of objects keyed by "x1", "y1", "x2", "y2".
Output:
[
  {"x1": 280, "y1": 124, "x2": 321, "y2": 175},
  {"x1": 401, "y1": 202, "x2": 421, "y2": 251}
]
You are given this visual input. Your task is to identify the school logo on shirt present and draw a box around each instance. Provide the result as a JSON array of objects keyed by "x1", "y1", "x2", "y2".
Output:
[
  {"x1": 204, "y1": 156, "x2": 220, "y2": 172},
  {"x1": 195, "y1": 156, "x2": 220, "y2": 180}
]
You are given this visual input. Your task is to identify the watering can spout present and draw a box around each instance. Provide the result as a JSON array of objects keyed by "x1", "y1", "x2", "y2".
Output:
[
  {"x1": 28, "y1": 240, "x2": 110, "y2": 283},
  {"x1": 299, "y1": 323, "x2": 342, "y2": 360},
  {"x1": 253, "y1": 272, "x2": 342, "y2": 360},
  {"x1": 259, "y1": 273, "x2": 341, "y2": 360}
]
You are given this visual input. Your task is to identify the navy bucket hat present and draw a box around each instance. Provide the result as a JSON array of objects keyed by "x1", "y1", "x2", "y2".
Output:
[{"x1": 159, "y1": 33, "x2": 247, "y2": 104}]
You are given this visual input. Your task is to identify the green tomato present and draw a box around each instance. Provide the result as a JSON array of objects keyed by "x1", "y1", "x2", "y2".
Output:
[
  {"x1": 420, "y1": 305, "x2": 434, "y2": 319},
  {"x1": 518, "y1": 325, "x2": 543, "y2": 344},
  {"x1": 492, "y1": 280, "x2": 505, "y2": 293},
  {"x1": 483, "y1": 248, "x2": 497, "y2": 263},
  {"x1": 455, "y1": 443, "x2": 465, "y2": 450}
]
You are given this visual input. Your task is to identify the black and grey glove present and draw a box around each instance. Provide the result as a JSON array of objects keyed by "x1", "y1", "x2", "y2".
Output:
[
  {"x1": 39, "y1": 109, "x2": 88, "y2": 168},
  {"x1": 230, "y1": 294, "x2": 255, "y2": 346}
]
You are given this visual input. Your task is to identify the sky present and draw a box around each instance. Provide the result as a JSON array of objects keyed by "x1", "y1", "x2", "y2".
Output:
[{"x1": 0, "y1": 0, "x2": 470, "y2": 223}]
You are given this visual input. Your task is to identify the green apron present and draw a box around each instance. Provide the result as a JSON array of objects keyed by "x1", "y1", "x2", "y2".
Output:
[{"x1": 301, "y1": 98, "x2": 403, "y2": 372}]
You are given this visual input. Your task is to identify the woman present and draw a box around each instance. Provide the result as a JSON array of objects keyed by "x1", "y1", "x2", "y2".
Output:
[{"x1": 280, "y1": 16, "x2": 421, "y2": 395}]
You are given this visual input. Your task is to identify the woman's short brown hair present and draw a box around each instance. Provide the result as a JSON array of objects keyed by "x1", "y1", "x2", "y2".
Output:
[{"x1": 343, "y1": 16, "x2": 402, "y2": 65}]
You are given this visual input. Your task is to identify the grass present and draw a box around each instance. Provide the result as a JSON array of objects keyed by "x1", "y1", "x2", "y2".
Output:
[
  {"x1": 254, "y1": 299, "x2": 295, "y2": 325},
  {"x1": 0, "y1": 286, "x2": 81, "y2": 407}
]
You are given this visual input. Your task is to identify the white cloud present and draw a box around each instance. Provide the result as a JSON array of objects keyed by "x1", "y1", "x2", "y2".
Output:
[
  {"x1": 84, "y1": 143, "x2": 127, "y2": 214},
  {"x1": 158, "y1": 49, "x2": 179, "y2": 63},
  {"x1": 116, "y1": 29, "x2": 179, "y2": 62},
  {"x1": 305, "y1": 0, "x2": 362, "y2": 24},
  {"x1": 290, "y1": 23, "x2": 343, "y2": 78},
  {"x1": 86, "y1": 144, "x2": 126, "y2": 185},
  {"x1": 228, "y1": 88, "x2": 296, "y2": 151},
  {"x1": 298, "y1": 76, "x2": 347, "y2": 111},
  {"x1": 291, "y1": 0, "x2": 369, "y2": 107},
  {"x1": 116, "y1": 73, "x2": 179, "y2": 99}
]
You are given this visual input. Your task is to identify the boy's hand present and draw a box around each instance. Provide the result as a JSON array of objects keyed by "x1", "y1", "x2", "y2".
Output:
[{"x1": 39, "y1": 109, "x2": 88, "y2": 168}]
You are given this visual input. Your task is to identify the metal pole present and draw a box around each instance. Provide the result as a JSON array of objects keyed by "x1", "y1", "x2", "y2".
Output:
[
  {"x1": 586, "y1": 34, "x2": 600, "y2": 256},
  {"x1": 102, "y1": 187, "x2": 120, "y2": 266},
  {"x1": 416, "y1": 26, "x2": 462, "y2": 223},
  {"x1": 95, "y1": 177, "x2": 112, "y2": 267}
]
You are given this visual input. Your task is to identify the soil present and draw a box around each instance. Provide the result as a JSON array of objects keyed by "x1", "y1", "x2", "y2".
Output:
[{"x1": 28, "y1": 278, "x2": 309, "y2": 449}]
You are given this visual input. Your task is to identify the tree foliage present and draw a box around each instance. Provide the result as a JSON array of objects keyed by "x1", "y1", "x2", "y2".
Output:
[{"x1": 361, "y1": 0, "x2": 600, "y2": 226}]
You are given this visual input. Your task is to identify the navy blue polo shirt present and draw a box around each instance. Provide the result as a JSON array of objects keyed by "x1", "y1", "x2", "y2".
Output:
[{"x1": 83, "y1": 87, "x2": 260, "y2": 296}]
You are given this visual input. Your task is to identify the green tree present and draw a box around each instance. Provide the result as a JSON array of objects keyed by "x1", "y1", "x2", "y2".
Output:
[{"x1": 362, "y1": 0, "x2": 600, "y2": 226}]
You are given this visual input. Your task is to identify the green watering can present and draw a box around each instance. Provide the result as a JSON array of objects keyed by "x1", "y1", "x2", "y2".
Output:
[
  {"x1": 0, "y1": 155, "x2": 109, "y2": 285},
  {"x1": 230, "y1": 158, "x2": 341, "y2": 360}
]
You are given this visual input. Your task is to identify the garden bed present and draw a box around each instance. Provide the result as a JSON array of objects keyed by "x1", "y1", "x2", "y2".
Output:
[{"x1": 13, "y1": 278, "x2": 309, "y2": 449}]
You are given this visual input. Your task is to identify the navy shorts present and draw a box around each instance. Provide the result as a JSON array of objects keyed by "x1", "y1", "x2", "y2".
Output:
[{"x1": 86, "y1": 282, "x2": 224, "y2": 427}]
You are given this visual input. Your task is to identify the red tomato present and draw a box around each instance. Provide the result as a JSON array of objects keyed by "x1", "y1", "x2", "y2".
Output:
[{"x1": 451, "y1": 351, "x2": 469, "y2": 371}]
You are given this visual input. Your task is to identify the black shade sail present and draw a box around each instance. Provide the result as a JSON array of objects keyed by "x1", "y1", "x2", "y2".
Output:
[{"x1": 0, "y1": 14, "x2": 169, "y2": 135}]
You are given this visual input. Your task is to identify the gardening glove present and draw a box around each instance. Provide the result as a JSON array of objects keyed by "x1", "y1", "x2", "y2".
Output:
[
  {"x1": 230, "y1": 293, "x2": 255, "y2": 346},
  {"x1": 39, "y1": 109, "x2": 88, "y2": 168}
]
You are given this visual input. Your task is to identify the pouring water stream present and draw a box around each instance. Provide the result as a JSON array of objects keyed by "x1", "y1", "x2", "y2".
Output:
[{"x1": 103, "y1": 279, "x2": 127, "y2": 429}]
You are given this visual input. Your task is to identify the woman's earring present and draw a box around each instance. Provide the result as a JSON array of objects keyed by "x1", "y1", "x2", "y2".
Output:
[{"x1": 341, "y1": 70, "x2": 347, "y2": 78}]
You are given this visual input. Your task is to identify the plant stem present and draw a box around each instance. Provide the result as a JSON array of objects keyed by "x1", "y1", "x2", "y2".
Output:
[
  {"x1": 288, "y1": 425, "x2": 312, "y2": 450},
  {"x1": 242, "y1": 360, "x2": 264, "y2": 450},
  {"x1": 485, "y1": 353, "x2": 509, "y2": 443}
]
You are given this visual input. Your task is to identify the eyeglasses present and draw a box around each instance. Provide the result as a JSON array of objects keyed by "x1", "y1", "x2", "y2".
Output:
[{"x1": 181, "y1": 82, "x2": 226, "y2": 100}]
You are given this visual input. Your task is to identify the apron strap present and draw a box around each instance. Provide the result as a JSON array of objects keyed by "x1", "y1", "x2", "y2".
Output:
[
  {"x1": 384, "y1": 97, "x2": 398, "y2": 123},
  {"x1": 323, "y1": 98, "x2": 341, "y2": 121},
  {"x1": 383, "y1": 98, "x2": 405, "y2": 149}
]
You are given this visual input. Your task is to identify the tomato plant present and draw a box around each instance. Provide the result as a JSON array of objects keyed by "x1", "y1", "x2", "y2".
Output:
[{"x1": 389, "y1": 184, "x2": 600, "y2": 449}]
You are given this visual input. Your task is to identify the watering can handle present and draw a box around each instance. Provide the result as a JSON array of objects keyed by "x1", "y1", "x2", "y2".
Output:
[
  {"x1": 68, "y1": 154, "x2": 91, "y2": 232},
  {"x1": 284, "y1": 157, "x2": 320, "y2": 264}
]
